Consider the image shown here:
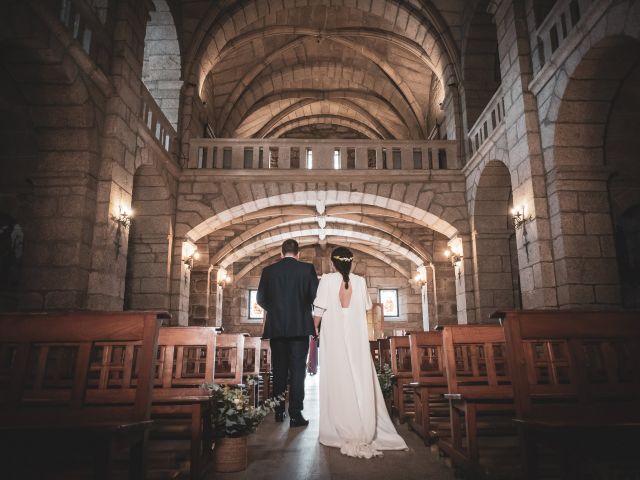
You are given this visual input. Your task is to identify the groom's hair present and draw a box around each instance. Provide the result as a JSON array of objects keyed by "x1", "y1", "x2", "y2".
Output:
[{"x1": 281, "y1": 239, "x2": 299, "y2": 255}]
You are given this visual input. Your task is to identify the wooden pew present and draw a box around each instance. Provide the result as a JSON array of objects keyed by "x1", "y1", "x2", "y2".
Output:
[
  {"x1": 408, "y1": 331, "x2": 449, "y2": 444},
  {"x1": 501, "y1": 310, "x2": 640, "y2": 479},
  {"x1": 0, "y1": 311, "x2": 163, "y2": 479},
  {"x1": 369, "y1": 340, "x2": 381, "y2": 370},
  {"x1": 439, "y1": 325, "x2": 519, "y2": 478},
  {"x1": 213, "y1": 333, "x2": 245, "y2": 385},
  {"x1": 378, "y1": 337, "x2": 391, "y2": 368},
  {"x1": 260, "y1": 339, "x2": 272, "y2": 401},
  {"x1": 150, "y1": 326, "x2": 216, "y2": 480},
  {"x1": 242, "y1": 336, "x2": 261, "y2": 406},
  {"x1": 389, "y1": 336, "x2": 414, "y2": 423}
]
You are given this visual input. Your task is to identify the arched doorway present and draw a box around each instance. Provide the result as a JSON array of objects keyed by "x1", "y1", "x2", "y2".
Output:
[
  {"x1": 549, "y1": 35, "x2": 640, "y2": 308},
  {"x1": 124, "y1": 164, "x2": 174, "y2": 310},
  {"x1": 472, "y1": 160, "x2": 520, "y2": 321}
]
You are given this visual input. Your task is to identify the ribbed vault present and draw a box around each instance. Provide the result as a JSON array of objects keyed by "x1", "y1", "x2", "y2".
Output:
[{"x1": 186, "y1": 0, "x2": 459, "y2": 140}]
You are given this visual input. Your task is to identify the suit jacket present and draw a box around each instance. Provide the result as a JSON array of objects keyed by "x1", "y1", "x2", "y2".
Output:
[{"x1": 257, "y1": 257, "x2": 319, "y2": 339}]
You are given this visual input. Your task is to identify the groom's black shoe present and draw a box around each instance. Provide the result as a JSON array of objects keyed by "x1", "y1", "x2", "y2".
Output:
[
  {"x1": 289, "y1": 414, "x2": 309, "y2": 428},
  {"x1": 275, "y1": 411, "x2": 287, "y2": 423}
]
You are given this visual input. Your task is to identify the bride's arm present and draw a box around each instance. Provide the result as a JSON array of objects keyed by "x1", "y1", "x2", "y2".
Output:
[{"x1": 312, "y1": 312, "x2": 323, "y2": 337}]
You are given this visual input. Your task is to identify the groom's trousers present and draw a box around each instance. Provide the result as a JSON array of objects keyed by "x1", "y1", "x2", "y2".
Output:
[{"x1": 270, "y1": 336, "x2": 310, "y2": 415}]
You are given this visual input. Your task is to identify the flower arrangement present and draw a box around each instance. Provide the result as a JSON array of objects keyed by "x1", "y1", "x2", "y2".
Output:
[
  {"x1": 204, "y1": 376, "x2": 284, "y2": 438},
  {"x1": 376, "y1": 362, "x2": 393, "y2": 398}
]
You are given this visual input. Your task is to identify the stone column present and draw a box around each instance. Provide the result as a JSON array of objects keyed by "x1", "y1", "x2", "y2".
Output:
[
  {"x1": 86, "y1": 0, "x2": 154, "y2": 310},
  {"x1": 490, "y1": 0, "x2": 558, "y2": 309}
]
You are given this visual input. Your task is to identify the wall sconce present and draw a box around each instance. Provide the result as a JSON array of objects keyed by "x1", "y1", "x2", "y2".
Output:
[
  {"x1": 511, "y1": 205, "x2": 533, "y2": 261},
  {"x1": 414, "y1": 265, "x2": 428, "y2": 287},
  {"x1": 183, "y1": 242, "x2": 200, "y2": 270},
  {"x1": 444, "y1": 239, "x2": 463, "y2": 279},
  {"x1": 112, "y1": 205, "x2": 133, "y2": 257},
  {"x1": 216, "y1": 268, "x2": 231, "y2": 288}
]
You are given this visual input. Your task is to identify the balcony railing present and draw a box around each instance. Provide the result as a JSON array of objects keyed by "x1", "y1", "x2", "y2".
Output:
[
  {"x1": 141, "y1": 84, "x2": 176, "y2": 157},
  {"x1": 467, "y1": 86, "x2": 505, "y2": 159},
  {"x1": 187, "y1": 138, "x2": 458, "y2": 171},
  {"x1": 532, "y1": 0, "x2": 595, "y2": 73}
]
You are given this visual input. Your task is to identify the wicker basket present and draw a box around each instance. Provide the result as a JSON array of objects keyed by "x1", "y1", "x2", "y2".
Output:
[{"x1": 214, "y1": 436, "x2": 248, "y2": 472}]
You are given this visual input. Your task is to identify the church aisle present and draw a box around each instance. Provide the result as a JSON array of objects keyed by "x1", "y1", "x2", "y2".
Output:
[{"x1": 210, "y1": 374, "x2": 455, "y2": 480}]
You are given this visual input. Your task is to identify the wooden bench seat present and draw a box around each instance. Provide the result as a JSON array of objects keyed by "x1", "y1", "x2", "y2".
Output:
[
  {"x1": 369, "y1": 340, "x2": 381, "y2": 370},
  {"x1": 242, "y1": 336, "x2": 261, "y2": 406},
  {"x1": 213, "y1": 334, "x2": 245, "y2": 385},
  {"x1": 389, "y1": 336, "x2": 414, "y2": 423},
  {"x1": 438, "y1": 324, "x2": 519, "y2": 478},
  {"x1": 408, "y1": 331, "x2": 449, "y2": 444},
  {"x1": 260, "y1": 339, "x2": 272, "y2": 401},
  {"x1": 378, "y1": 338, "x2": 391, "y2": 368},
  {"x1": 149, "y1": 326, "x2": 216, "y2": 480},
  {"x1": 500, "y1": 310, "x2": 640, "y2": 479},
  {"x1": 0, "y1": 311, "x2": 163, "y2": 479}
]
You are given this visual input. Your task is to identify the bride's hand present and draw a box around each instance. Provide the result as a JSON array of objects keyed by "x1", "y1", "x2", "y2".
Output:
[{"x1": 314, "y1": 325, "x2": 319, "y2": 337}]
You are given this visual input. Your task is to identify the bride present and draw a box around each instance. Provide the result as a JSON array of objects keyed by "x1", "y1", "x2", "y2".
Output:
[{"x1": 312, "y1": 247, "x2": 408, "y2": 458}]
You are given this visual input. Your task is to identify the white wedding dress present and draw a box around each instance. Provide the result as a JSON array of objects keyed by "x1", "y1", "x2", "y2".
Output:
[{"x1": 314, "y1": 272, "x2": 408, "y2": 458}]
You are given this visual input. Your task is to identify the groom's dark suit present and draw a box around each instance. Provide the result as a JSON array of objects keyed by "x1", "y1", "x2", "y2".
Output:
[{"x1": 257, "y1": 256, "x2": 318, "y2": 417}]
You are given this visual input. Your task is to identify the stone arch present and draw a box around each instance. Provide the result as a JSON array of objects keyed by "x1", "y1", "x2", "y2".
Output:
[
  {"x1": 233, "y1": 241, "x2": 411, "y2": 285},
  {"x1": 544, "y1": 32, "x2": 640, "y2": 308},
  {"x1": 461, "y1": 0, "x2": 501, "y2": 131},
  {"x1": 249, "y1": 98, "x2": 395, "y2": 140},
  {"x1": 185, "y1": 190, "x2": 461, "y2": 242},
  {"x1": 239, "y1": 89, "x2": 412, "y2": 139},
  {"x1": 209, "y1": 214, "x2": 433, "y2": 267},
  {"x1": 472, "y1": 160, "x2": 520, "y2": 321},
  {"x1": 124, "y1": 163, "x2": 175, "y2": 310},
  {"x1": 219, "y1": 227, "x2": 426, "y2": 268},
  {"x1": 143, "y1": 0, "x2": 183, "y2": 129},
  {"x1": 267, "y1": 115, "x2": 383, "y2": 140}
]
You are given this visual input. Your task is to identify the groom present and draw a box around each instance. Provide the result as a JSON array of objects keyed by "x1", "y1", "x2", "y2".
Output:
[{"x1": 257, "y1": 239, "x2": 318, "y2": 427}]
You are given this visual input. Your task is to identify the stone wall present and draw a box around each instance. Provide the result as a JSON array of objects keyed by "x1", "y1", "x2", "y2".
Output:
[{"x1": 216, "y1": 246, "x2": 451, "y2": 336}]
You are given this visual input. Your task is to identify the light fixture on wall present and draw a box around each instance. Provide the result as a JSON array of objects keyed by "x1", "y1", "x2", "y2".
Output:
[
  {"x1": 216, "y1": 268, "x2": 231, "y2": 288},
  {"x1": 112, "y1": 204, "x2": 133, "y2": 257},
  {"x1": 511, "y1": 205, "x2": 533, "y2": 261},
  {"x1": 444, "y1": 238, "x2": 463, "y2": 279},
  {"x1": 183, "y1": 242, "x2": 200, "y2": 270},
  {"x1": 414, "y1": 265, "x2": 428, "y2": 287}
]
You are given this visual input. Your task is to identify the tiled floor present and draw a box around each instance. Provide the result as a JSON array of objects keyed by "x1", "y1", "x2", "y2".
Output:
[{"x1": 211, "y1": 374, "x2": 455, "y2": 480}]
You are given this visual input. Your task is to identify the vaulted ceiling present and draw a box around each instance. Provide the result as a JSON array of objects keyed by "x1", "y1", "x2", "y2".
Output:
[{"x1": 182, "y1": 0, "x2": 460, "y2": 140}]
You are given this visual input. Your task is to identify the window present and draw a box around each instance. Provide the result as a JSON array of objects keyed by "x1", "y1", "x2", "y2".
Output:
[
  {"x1": 197, "y1": 146, "x2": 207, "y2": 168},
  {"x1": 379, "y1": 289, "x2": 399, "y2": 317},
  {"x1": 290, "y1": 147, "x2": 300, "y2": 169},
  {"x1": 248, "y1": 289, "x2": 264, "y2": 320},
  {"x1": 333, "y1": 148, "x2": 341, "y2": 169},
  {"x1": 347, "y1": 148, "x2": 356, "y2": 169},
  {"x1": 222, "y1": 147, "x2": 232, "y2": 169},
  {"x1": 269, "y1": 147, "x2": 279, "y2": 168},
  {"x1": 367, "y1": 149, "x2": 377, "y2": 169},
  {"x1": 243, "y1": 147, "x2": 253, "y2": 169},
  {"x1": 306, "y1": 147, "x2": 313, "y2": 169},
  {"x1": 392, "y1": 148, "x2": 401, "y2": 169},
  {"x1": 413, "y1": 149, "x2": 423, "y2": 169}
]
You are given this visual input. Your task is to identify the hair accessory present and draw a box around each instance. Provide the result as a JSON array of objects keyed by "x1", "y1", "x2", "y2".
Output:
[{"x1": 332, "y1": 255, "x2": 353, "y2": 262}]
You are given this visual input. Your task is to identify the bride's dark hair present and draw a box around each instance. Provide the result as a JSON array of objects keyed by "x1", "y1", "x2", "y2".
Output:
[{"x1": 331, "y1": 246, "x2": 353, "y2": 289}]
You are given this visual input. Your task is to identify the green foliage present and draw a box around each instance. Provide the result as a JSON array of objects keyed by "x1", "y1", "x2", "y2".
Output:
[
  {"x1": 376, "y1": 362, "x2": 393, "y2": 398},
  {"x1": 203, "y1": 376, "x2": 284, "y2": 438}
]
